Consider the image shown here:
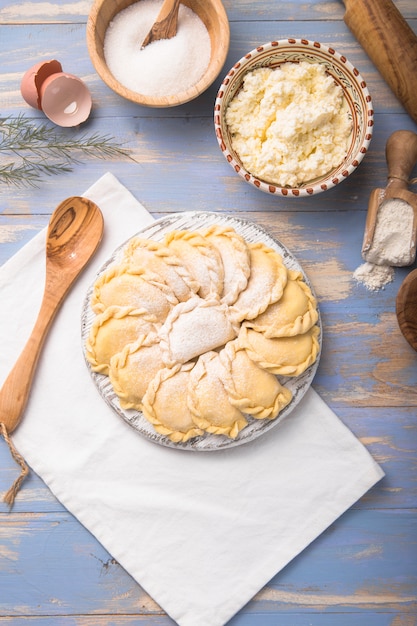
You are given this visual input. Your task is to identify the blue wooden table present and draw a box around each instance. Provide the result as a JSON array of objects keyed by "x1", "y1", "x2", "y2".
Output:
[{"x1": 1, "y1": 1, "x2": 416, "y2": 624}]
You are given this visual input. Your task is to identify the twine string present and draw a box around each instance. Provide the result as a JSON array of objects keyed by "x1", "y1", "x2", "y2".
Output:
[
  {"x1": 0, "y1": 422, "x2": 29, "y2": 507},
  {"x1": 388, "y1": 175, "x2": 417, "y2": 185}
]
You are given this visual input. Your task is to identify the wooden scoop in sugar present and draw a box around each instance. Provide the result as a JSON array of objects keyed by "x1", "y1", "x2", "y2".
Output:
[
  {"x1": 141, "y1": 0, "x2": 180, "y2": 48},
  {"x1": 362, "y1": 130, "x2": 417, "y2": 267}
]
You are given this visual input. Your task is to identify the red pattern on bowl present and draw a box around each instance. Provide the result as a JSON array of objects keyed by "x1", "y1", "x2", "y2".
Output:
[{"x1": 214, "y1": 39, "x2": 374, "y2": 197}]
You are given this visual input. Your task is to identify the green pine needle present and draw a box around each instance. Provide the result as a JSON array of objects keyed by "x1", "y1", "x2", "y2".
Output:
[{"x1": 0, "y1": 114, "x2": 134, "y2": 188}]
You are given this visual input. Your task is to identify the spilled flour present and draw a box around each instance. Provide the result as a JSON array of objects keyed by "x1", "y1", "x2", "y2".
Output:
[{"x1": 353, "y1": 261, "x2": 394, "y2": 291}]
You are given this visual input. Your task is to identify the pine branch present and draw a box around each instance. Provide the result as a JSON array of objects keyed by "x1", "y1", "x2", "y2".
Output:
[{"x1": 0, "y1": 114, "x2": 134, "y2": 188}]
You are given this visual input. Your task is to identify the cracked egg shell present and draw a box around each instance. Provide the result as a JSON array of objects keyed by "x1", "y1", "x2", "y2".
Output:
[
  {"x1": 20, "y1": 59, "x2": 63, "y2": 110},
  {"x1": 39, "y1": 72, "x2": 92, "y2": 127}
]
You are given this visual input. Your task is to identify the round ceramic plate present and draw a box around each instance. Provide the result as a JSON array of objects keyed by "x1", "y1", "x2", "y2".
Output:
[{"x1": 81, "y1": 211, "x2": 322, "y2": 451}]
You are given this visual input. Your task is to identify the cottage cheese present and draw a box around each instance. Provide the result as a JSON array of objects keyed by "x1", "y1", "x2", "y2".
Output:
[{"x1": 225, "y1": 62, "x2": 352, "y2": 187}]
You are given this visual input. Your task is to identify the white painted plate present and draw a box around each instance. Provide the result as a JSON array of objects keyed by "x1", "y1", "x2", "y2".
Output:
[{"x1": 81, "y1": 211, "x2": 321, "y2": 451}]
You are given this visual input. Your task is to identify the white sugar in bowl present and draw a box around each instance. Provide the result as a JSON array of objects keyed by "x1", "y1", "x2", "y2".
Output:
[{"x1": 87, "y1": 0, "x2": 230, "y2": 107}]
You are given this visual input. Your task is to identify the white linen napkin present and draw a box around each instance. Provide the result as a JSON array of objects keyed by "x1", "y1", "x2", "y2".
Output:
[{"x1": 0, "y1": 172, "x2": 384, "y2": 626}]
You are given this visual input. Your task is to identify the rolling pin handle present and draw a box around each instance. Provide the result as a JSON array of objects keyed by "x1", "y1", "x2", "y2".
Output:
[{"x1": 342, "y1": 0, "x2": 417, "y2": 124}]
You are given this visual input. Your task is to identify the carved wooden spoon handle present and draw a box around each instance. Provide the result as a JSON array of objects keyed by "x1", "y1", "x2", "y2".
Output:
[{"x1": 0, "y1": 278, "x2": 67, "y2": 435}]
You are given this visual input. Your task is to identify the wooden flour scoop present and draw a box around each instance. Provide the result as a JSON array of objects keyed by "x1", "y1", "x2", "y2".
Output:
[
  {"x1": 362, "y1": 130, "x2": 417, "y2": 267},
  {"x1": 0, "y1": 197, "x2": 103, "y2": 507}
]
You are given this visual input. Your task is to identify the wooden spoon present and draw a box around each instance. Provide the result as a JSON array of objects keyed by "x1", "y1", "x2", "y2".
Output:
[
  {"x1": 141, "y1": 0, "x2": 180, "y2": 48},
  {"x1": 396, "y1": 268, "x2": 417, "y2": 352},
  {"x1": 0, "y1": 196, "x2": 103, "y2": 434},
  {"x1": 0, "y1": 196, "x2": 103, "y2": 505}
]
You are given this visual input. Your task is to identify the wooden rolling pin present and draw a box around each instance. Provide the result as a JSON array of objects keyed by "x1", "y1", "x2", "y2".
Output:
[{"x1": 342, "y1": 0, "x2": 417, "y2": 124}]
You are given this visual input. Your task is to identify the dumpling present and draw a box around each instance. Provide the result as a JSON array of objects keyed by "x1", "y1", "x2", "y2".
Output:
[
  {"x1": 219, "y1": 340, "x2": 293, "y2": 419},
  {"x1": 245, "y1": 270, "x2": 318, "y2": 337},
  {"x1": 164, "y1": 229, "x2": 224, "y2": 299},
  {"x1": 238, "y1": 325, "x2": 320, "y2": 376},
  {"x1": 90, "y1": 265, "x2": 178, "y2": 322},
  {"x1": 198, "y1": 225, "x2": 250, "y2": 305},
  {"x1": 85, "y1": 305, "x2": 159, "y2": 375},
  {"x1": 109, "y1": 333, "x2": 164, "y2": 410},
  {"x1": 141, "y1": 362, "x2": 204, "y2": 443},
  {"x1": 229, "y1": 242, "x2": 288, "y2": 323},
  {"x1": 158, "y1": 296, "x2": 238, "y2": 367},
  {"x1": 188, "y1": 352, "x2": 248, "y2": 438},
  {"x1": 122, "y1": 236, "x2": 199, "y2": 301}
]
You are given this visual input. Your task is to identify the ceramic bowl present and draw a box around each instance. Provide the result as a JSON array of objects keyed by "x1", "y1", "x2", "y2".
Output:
[
  {"x1": 214, "y1": 39, "x2": 374, "y2": 197},
  {"x1": 87, "y1": 0, "x2": 230, "y2": 108}
]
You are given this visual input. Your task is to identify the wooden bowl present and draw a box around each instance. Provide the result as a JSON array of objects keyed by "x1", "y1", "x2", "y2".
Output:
[
  {"x1": 87, "y1": 0, "x2": 230, "y2": 108},
  {"x1": 396, "y1": 268, "x2": 417, "y2": 352}
]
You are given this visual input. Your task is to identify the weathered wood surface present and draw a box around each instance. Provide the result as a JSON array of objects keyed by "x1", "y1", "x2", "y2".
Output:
[{"x1": 1, "y1": 0, "x2": 416, "y2": 624}]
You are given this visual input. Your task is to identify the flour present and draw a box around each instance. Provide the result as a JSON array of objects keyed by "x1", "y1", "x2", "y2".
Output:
[
  {"x1": 103, "y1": 0, "x2": 211, "y2": 97},
  {"x1": 363, "y1": 198, "x2": 414, "y2": 266},
  {"x1": 354, "y1": 197, "x2": 415, "y2": 291},
  {"x1": 353, "y1": 261, "x2": 395, "y2": 291}
]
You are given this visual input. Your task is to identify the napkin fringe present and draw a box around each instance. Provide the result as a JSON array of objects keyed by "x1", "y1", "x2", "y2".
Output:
[{"x1": 1, "y1": 422, "x2": 29, "y2": 507}]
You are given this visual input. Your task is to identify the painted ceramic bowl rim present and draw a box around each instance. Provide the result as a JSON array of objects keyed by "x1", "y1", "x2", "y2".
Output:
[{"x1": 214, "y1": 39, "x2": 374, "y2": 198}]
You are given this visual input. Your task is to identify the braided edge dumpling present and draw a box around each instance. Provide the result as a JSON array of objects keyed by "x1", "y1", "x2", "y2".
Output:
[
  {"x1": 109, "y1": 332, "x2": 164, "y2": 411},
  {"x1": 123, "y1": 236, "x2": 200, "y2": 301},
  {"x1": 198, "y1": 224, "x2": 250, "y2": 305},
  {"x1": 90, "y1": 264, "x2": 178, "y2": 321},
  {"x1": 85, "y1": 305, "x2": 160, "y2": 375},
  {"x1": 158, "y1": 296, "x2": 238, "y2": 367},
  {"x1": 188, "y1": 352, "x2": 248, "y2": 438},
  {"x1": 164, "y1": 229, "x2": 224, "y2": 299},
  {"x1": 229, "y1": 242, "x2": 288, "y2": 323},
  {"x1": 141, "y1": 362, "x2": 204, "y2": 443},
  {"x1": 244, "y1": 269, "x2": 318, "y2": 338},
  {"x1": 238, "y1": 325, "x2": 321, "y2": 376},
  {"x1": 219, "y1": 340, "x2": 293, "y2": 420}
]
